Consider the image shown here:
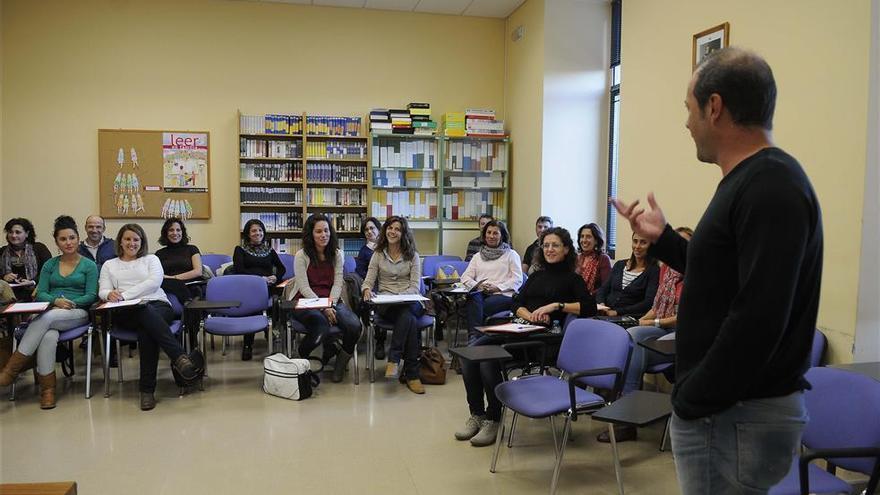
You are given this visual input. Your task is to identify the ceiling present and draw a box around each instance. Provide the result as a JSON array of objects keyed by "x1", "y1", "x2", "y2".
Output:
[{"x1": 247, "y1": 0, "x2": 527, "y2": 18}]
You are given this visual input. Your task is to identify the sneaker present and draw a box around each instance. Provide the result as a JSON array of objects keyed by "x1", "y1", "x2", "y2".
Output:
[
  {"x1": 384, "y1": 361, "x2": 399, "y2": 378},
  {"x1": 596, "y1": 424, "x2": 637, "y2": 443},
  {"x1": 140, "y1": 392, "x2": 156, "y2": 411},
  {"x1": 454, "y1": 414, "x2": 486, "y2": 441},
  {"x1": 405, "y1": 378, "x2": 425, "y2": 394},
  {"x1": 470, "y1": 420, "x2": 500, "y2": 447}
]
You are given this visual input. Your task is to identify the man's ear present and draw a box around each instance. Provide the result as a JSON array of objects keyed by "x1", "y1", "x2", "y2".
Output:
[{"x1": 707, "y1": 93, "x2": 724, "y2": 123}]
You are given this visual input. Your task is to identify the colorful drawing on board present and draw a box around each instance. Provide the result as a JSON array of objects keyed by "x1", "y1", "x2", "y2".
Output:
[
  {"x1": 117, "y1": 148, "x2": 125, "y2": 168},
  {"x1": 160, "y1": 198, "x2": 194, "y2": 220},
  {"x1": 162, "y1": 132, "x2": 208, "y2": 192},
  {"x1": 130, "y1": 147, "x2": 139, "y2": 168}
]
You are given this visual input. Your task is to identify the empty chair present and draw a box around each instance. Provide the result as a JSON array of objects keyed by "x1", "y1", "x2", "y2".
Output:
[
  {"x1": 202, "y1": 275, "x2": 270, "y2": 367},
  {"x1": 201, "y1": 253, "x2": 232, "y2": 276},
  {"x1": 278, "y1": 253, "x2": 295, "y2": 282},
  {"x1": 490, "y1": 319, "x2": 632, "y2": 495},
  {"x1": 422, "y1": 255, "x2": 462, "y2": 282},
  {"x1": 343, "y1": 255, "x2": 356, "y2": 275},
  {"x1": 769, "y1": 366, "x2": 880, "y2": 495}
]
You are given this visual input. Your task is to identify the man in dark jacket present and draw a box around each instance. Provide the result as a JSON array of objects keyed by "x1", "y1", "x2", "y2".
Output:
[
  {"x1": 614, "y1": 47, "x2": 822, "y2": 494},
  {"x1": 78, "y1": 215, "x2": 116, "y2": 271}
]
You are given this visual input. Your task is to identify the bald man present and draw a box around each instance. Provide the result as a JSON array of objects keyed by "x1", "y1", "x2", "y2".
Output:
[{"x1": 78, "y1": 215, "x2": 117, "y2": 271}]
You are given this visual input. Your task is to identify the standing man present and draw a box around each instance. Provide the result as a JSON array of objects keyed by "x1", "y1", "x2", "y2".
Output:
[
  {"x1": 78, "y1": 215, "x2": 116, "y2": 271},
  {"x1": 521, "y1": 215, "x2": 553, "y2": 273},
  {"x1": 464, "y1": 214, "x2": 494, "y2": 262},
  {"x1": 614, "y1": 47, "x2": 823, "y2": 494}
]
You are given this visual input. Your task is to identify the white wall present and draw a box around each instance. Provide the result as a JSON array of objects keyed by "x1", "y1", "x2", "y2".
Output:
[
  {"x1": 540, "y1": 0, "x2": 610, "y2": 233},
  {"x1": 854, "y1": 0, "x2": 880, "y2": 362}
]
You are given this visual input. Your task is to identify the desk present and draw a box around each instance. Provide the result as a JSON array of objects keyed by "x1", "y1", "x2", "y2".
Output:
[
  {"x1": 639, "y1": 337, "x2": 675, "y2": 358},
  {"x1": 591, "y1": 390, "x2": 673, "y2": 495},
  {"x1": 449, "y1": 345, "x2": 512, "y2": 363},
  {"x1": 831, "y1": 361, "x2": 880, "y2": 382},
  {"x1": 0, "y1": 482, "x2": 77, "y2": 495}
]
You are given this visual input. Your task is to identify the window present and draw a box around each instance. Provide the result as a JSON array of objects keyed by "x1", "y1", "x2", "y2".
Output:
[{"x1": 605, "y1": 0, "x2": 622, "y2": 258}]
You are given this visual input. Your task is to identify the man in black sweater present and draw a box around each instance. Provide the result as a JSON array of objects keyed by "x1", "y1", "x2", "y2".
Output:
[{"x1": 614, "y1": 47, "x2": 823, "y2": 494}]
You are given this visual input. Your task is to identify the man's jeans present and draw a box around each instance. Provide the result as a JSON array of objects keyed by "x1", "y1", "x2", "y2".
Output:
[{"x1": 671, "y1": 391, "x2": 807, "y2": 494}]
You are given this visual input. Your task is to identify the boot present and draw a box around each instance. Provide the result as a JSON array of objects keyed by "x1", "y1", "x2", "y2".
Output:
[
  {"x1": 38, "y1": 371, "x2": 56, "y2": 409},
  {"x1": 0, "y1": 351, "x2": 31, "y2": 386},
  {"x1": 0, "y1": 334, "x2": 12, "y2": 370},
  {"x1": 332, "y1": 349, "x2": 352, "y2": 383}
]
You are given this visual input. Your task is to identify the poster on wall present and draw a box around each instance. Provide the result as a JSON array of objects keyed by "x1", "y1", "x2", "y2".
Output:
[{"x1": 98, "y1": 129, "x2": 211, "y2": 220}]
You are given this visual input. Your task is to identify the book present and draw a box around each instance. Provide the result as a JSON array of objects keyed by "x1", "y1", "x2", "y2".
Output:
[
  {"x1": 2, "y1": 302, "x2": 49, "y2": 314},
  {"x1": 96, "y1": 299, "x2": 143, "y2": 310},
  {"x1": 295, "y1": 297, "x2": 332, "y2": 310}
]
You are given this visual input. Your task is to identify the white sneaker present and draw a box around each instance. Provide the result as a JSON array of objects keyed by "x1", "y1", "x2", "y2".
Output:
[
  {"x1": 384, "y1": 361, "x2": 399, "y2": 378},
  {"x1": 470, "y1": 419, "x2": 500, "y2": 447},
  {"x1": 454, "y1": 414, "x2": 485, "y2": 441}
]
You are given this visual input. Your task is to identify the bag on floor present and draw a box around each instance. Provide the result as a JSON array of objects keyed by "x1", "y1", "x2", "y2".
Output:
[
  {"x1": 263, "y1": 352, "x2": 318, "y2": 400},
  {"x1": 419, "y1": 346, "x2": 447, "y2": 385}
]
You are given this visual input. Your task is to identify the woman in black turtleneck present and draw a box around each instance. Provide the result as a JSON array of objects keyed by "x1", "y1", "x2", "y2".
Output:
[
  {"x1": 155, "y1": 218, "x2": 203, "y2": 300},
  {"x1": 454, "y1": 227, "x2": 596, "y2": 449}
]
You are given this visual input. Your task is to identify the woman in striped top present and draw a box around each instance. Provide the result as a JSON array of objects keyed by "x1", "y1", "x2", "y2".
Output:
[{"x1": 596, "y1": 232, "x2": 660, "y2": 317}]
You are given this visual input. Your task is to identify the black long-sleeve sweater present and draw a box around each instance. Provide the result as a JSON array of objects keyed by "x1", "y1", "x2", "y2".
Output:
[
  {"x1": 596, "y1": 260, "x2": 660, "y2": 316},
  {"x1": 232, "y1": 246, "x2": 286, "y2": 279},
  {"x1": 651, "y1": 147, "x2": 823, "y2": 420},
  {"x1": 511, "y1": 261, "x2": 597, "y2": 324}
]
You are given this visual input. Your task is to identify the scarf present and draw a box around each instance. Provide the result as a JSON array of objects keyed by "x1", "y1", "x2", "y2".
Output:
[
  {"x1": 576, "y1": 252, "x2": 601, "y2": 294},
  {"x1": 480, "y1": 242, "x2": 510, "y2": 262},
  {"x1": 653, "y1": 265, "x2": 683, "y2": 318},
  {"x1": 1, "y1": 243, "x2": 38, "y2": 280},
  {"x1": 241, "y1": 241, "x2": 271, "y2": 257}
]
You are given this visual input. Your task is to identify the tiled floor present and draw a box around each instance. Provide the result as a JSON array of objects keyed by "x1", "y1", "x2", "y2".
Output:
[{"x1": 0, "y1": 340, "x2": 680, "y2": 495}]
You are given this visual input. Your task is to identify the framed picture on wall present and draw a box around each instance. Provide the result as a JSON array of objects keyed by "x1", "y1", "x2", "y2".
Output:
[{"x1": 693, "y1": 22, "x2": 730, "y2": 69}]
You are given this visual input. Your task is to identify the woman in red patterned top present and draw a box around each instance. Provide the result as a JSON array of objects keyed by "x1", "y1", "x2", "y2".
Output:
[{"x1": 574, "y1": 223, "x2": 612, "y2": 295}]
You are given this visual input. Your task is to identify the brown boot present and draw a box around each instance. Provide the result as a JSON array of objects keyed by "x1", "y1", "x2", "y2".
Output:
[
  {"x1": 0, "y1": 351, "x2": 31, "y2": 386},
  {"x1": 0, "y1": 334, "x2": 12, "y2": 370},
  {"x1": 38, "y1": 371, "x2": 56, "y2": 409}
]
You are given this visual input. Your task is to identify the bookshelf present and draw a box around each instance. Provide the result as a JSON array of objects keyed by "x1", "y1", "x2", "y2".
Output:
[
  {"x1": 367, "y1": 133, "x2": 510, "y2": 255},
  {"x1": 239, "y1": 111, "x2": 368, "y2": 257}
]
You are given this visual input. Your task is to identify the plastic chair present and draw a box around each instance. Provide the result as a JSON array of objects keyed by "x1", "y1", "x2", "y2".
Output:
[
  {"x1": 343, "y1": 255, "x2": 356, "y2": 275},
  {"x1": 811, "y1": 328, "x2": 827, "y2": 367},
  {"x1": 769, "y1": 366, "x2": 880, "y2": 495},
  {"x1": 201, "y1": 254, "x2": 232, "y2": 276},
  {"x1": 202, "y1": 275, "x2": 270, "y2": 369},
  {"x1": 102, "y1": 294, "x2": 186, "y2": 398},
  {"x1": 278, "y1": 253, "x2": 295, "y2": 282},
  {"x1": 422, "y1": 255, "x2": 462, "y2": 282},
  {"x1": 490, "y1": 318, "x2": 633, "y2": 495},
  {"x1": 286, "y1": 317, "x2": 360, "y2": 385},
  {"x1": 366, "y1": 308, "x2": 435, "y2": 383}
]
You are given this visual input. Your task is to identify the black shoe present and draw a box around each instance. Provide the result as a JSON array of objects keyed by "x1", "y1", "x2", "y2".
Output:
[
  {"x1": 596, "y1": 425, "x2": 637, "y2": 443},
  {"x1": 374, "y1": 343, "x2": 386, "y2": 361},
  {"x1": 140, "y1": 392, "x2": 156, "y2": 411},
  {"x1": 241, "y1": 345, "x2": 253, "y2": 361},
  {"x1": 172, "y1": 354, "x2": 198, "y2": 381}
]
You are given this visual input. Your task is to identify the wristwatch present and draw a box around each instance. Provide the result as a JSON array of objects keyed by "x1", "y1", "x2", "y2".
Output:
[
  {"x1": 654, "y1": 318, "x2": 660, "y2": 328},
  {"x1": 557, "y1": 302, "x2": 564, "y2": 311}
]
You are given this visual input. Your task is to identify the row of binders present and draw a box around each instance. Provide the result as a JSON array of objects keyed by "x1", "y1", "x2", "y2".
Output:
[
  {"x1": 372, "y1": 139, "x2": 438, "y2": 169},
  {"x1": 446, "y1": 172, "x2": 504, "y2": 189},
  {"x1": 446, "y1": 140, "x2": 508, "y2": 171},
  {"x1": 240, "y1": 114, "x2": 303, "y2": 135},
  {"x1": 442, "y1": 191, "x2": 506, "y2": 221},
  {"x1": 240, "y1": 187, "x2": 302, "y2": 205},
  {"x1": 305, "y1": 116, "x2": 362, "y2": 136},
  {"x1": 240, "y1": 139, "x2": 302, "y2": 159},
  {"x1": 372, "y1": 170, "x2": 436, "y2": 188},
  {"x1": 305, "y1": 141, "x2": 367, "y2": 159},
  {"x1": 306, "y1": 188, "x2": 365, "y2": 207},
  {"x1": 371, "y1": 190, "x2": 438, "y2": 220},
  {"x1": 240, "y1": 163, "x2": 302, "y2": 182},
  {"x1": 241, "y1": 212, "x2": 304, "y2": 232},
  {"x1": 307, "y1": 163, "x2": 367, "y2": 183}
]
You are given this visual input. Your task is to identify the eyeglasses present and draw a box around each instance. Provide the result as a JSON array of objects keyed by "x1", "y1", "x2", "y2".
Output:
[{"x1": 542, "y1": 243, "x2": 563, "y2": 249}]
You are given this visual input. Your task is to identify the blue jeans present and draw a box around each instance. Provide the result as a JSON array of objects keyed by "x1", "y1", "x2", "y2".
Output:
[
  {"x1": 465, "y1": 293, "x2": 512, "y2": 345},
  {"x1": 671, "y1": 391, "x2": 807, "y2": 494},
  {"x1": 623, "y1": 325, "x2": 673, "y2": 393},
  {"x1": 293, "y1": 303, "x2": 361, "y2": 357}
]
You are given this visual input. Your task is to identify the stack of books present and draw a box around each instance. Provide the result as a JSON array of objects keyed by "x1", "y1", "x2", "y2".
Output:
[
  {"x1": 466, "y1": 109, "x2": 505, "y2": 137},
  {"x1": 373, "y1": 170, "x2": 436, "y2": 188},
  {"x1": 306, "y1": 116, "x2": 361, "y2": 136},
  {"x1": 443, "y1": 112, "x2": 466, "y2": 137},
  {"x1": 239, "y1": 114, "x2": 303, "y2": 135},
  {"x1": 370, "y1": 109, "x2": 392, "y2": 135},
  {"x1": 408, "y1": 103, "x2": 437, "y2": 136},
  {"x1": 442, "y1": 190, "x2": 506, "y2": 221},
  {"x1": 390, "y1": 109, "x2": 413, "y2": 134},
  {"x1": 371, "y1": 190, "x2": 438, "y2": 220}
]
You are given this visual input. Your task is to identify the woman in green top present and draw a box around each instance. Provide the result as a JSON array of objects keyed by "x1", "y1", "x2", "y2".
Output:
[{"x1": 0, "y1": 216, "x2": 98, "y2": 409}]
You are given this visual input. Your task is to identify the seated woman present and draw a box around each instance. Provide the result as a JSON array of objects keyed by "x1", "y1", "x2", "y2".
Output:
[
  {"x1": 0, "y1": 216, "x2": 97, "y2": 409},
  {"x1": 456, "y1": 227, "x2": 597, "y2": 447},
  {"x1": 291, "y1": 214, "x2": 362, "y2": 383},
  {"x1": 233, "y1": 219, "x2": 286, "y2": 361},
  {"x1": 1, "y1": 218, "x2": 52, "y2": 301},
  {"x1": 600, "y1": 227, "x2": 694, "y2": 443},
  {"x1": 361, "y1": 216, "x2": 425, "y2": 395},
  {"x1": 156, "y1": 217, "x2": 203, "y2": 301},
  {"x1": 575, "y1": 223, "x2": 612, "y2": 295},
  {"x1": 354, "y1": 216, "x2": 380, "y2": 280},
  {"x1": 461, "y1": 220, "x2": 523, "y2": 344},
  {"x1": 99, "y1": 223, "x2": 202, "y2": 411},
  {"x1": 596, "y1": 232, "x2": 660, "y2": 316}
]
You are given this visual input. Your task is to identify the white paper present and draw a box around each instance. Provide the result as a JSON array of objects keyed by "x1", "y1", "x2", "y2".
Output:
[
  {"x1": 9, "y1": 281, "x2": 36, "y2": 288},
  {"x1": 98, "y1": 299, "x2": 142, "y2": 310},
  {"x1": 2, "y1": 302, "x2": 50, "y2": 313},
  {"x1": 295, "y1": 297, "x2": 331, "y2": 310},
  {"x1": 480, "y1": 323, "x2": 546, "y2": 334},
  {"x1": 370, "y1": 294, "x2": 429, "y2": 304}
]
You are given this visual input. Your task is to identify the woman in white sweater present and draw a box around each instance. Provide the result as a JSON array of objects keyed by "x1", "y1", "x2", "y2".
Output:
[
  {"x1": 460, "y1": 220, "x2": 523, "y2": 344},
  {"x1": 98, "y1": 224, "x2": 201, "y2": 411},
  {"x1": 291, "y1": 214, "x2": 361, "y2": 382}
]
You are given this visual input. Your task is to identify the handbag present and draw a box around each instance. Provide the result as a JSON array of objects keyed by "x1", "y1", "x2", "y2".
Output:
[
  {"x1": 263, "y1": 352, "x2": 318, "y2": 400},
  {"x1": 418, "y1": 346, "x2": 447, "y2": 385}
]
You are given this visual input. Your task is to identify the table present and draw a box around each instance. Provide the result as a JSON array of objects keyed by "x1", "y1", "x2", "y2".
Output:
[
  {"x1": 831, "y1": 361, "x2": 880, "y2": 382},
  {"x1": 591, "y1": 390, "x2": 673, "y2": 495},
  {"x1": 639, "y1": 337, "x2": 676, "y2": 358},
  {"x1": 449, "y1": 345, "x2": 512, "y2": 363},
  {"x1": 0, "y1": 481, "x2": 77, "y2": 495}
]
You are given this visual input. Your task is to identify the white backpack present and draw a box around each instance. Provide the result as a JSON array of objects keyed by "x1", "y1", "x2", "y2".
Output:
[{"x1": 262, "y1": 353, "x2": 317, "y2": 401}]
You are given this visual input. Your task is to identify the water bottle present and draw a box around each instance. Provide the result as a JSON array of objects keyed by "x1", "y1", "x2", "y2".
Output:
[{"x1": 551, "y1": 319, "x2": 562, "y2": 334}]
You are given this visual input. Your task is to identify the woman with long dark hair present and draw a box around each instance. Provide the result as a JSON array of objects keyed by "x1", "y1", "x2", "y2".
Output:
[
  {"x1": 1, "y1": 217, "x2": 52, "y2": 301},
  {"x1": 596, "y1": 232, "x2": 660, "y2": 316},
  {"x1": 361, "y1": 216, "x2": 425, "y2": 394},
  {"x1": 575, "y1": 223, "x2": 612, "y2": 295},
  {"x1": 291, "y1": 214, "x2": 362, "y2": 382}
]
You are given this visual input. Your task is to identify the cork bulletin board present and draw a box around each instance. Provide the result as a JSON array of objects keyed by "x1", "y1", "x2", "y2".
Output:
[{"x1": 98, "y1": 129, "x2": 211, "y2": 219}]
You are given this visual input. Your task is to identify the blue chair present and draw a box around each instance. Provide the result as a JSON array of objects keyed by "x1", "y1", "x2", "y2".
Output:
[
  {"x1": 278, "y1": 253, "x2": 295, "y2": 282},
  {"x1": 769, "y1": 366, "x2": 880, "y2": 495},
  {"x1": 366, "y1": 308, "x2": 435, "y2": 383},
  {"x1": 490, "y1": 319, "x2": 633, "y2": 495},
  {"x1": 286, "y1": 317, "x2": 360, "y2": 385},
  {"x1": 811, "y1": 328, "x2": 827, "y2": 367},
  {"x1": 201, "y1": 253, "x2": 232, "y2": 276},
  {"x1": 102, "y1": 294, "x2": 186, "y2": 398},
  {"x1": 422, "y1": 255, "x2": 462, "y2": 283},
  {"x1": 343, "y1": 255, "x2": 356, "y2": 275},
  {"x1": 484, "y1": 272, "x2": 528, "y2": 324},
  {"x1": 202, "y1": 275, "x2": 270, "y2": 369}
]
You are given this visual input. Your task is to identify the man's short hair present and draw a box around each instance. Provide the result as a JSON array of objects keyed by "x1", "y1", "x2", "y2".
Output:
[
  {"x1": 536, "y1": 216, "x2": 553, "y2": 225},
  {"x1": 693, "y1": 47, "x2": 776, "y2": 130},
  {"x1": 479, "y1": 214, "x2": 494, "y2": 222}
]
